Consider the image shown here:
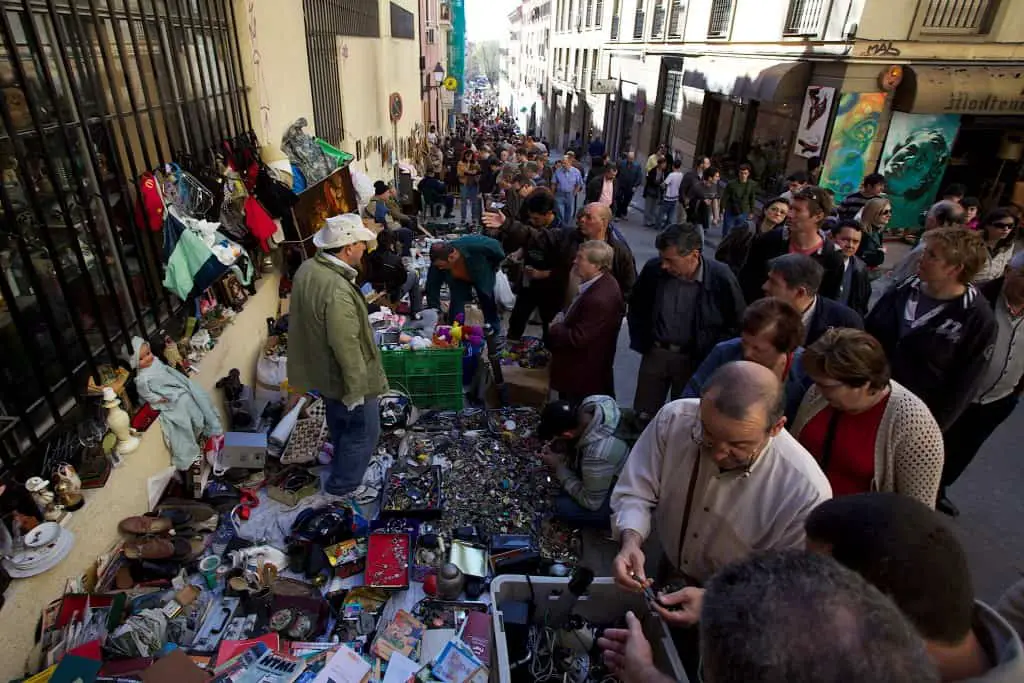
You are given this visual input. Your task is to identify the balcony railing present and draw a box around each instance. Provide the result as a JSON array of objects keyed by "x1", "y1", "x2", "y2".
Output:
[
  {"x1": 633, "y1": 7, "x2": 645, "y2": 39},
  {"x1": 783, "y1": 0, "x2": 828, "y2": 36},
  {"x1": 707, "y1": 0, "x2": 733, "y2": 38},
  {"x1": 919, "y1": 0, "x2": 997, "y2": 33},
  {"x1": 651, "y1": 2, "x2": 666, "y2": 37},
  {"x1": 611, "y1": 14, "x2": 620, "y2": 38},
  {"x1": 667, "y1": 0, "x2": 685, "y2": 37}
]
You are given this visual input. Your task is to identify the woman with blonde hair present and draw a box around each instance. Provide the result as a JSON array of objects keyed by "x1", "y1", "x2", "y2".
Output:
[
  {"x1": 855, "y1": 197, "x2": 890, "y2": 267},
  {"x1": 792, "y1": 328, "x2": 944, "y2": 508}
]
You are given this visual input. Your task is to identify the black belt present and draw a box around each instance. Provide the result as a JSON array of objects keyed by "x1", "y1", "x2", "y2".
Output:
[{"x1": 654, "y1": 341, "x2": 690, "y2": 353}]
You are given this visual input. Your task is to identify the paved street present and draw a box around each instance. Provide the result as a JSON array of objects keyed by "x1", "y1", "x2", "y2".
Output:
[{"x1": 606, "y1": 198, "x2": 1024, "y2": 602}]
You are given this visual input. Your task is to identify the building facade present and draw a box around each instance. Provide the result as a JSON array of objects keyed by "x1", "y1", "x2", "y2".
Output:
[
  {"x1": 420, "y1": 0, "x2": 453, "y2": 135},
  {"x1": 597, "y1": 0, "x2": 1024, "y2": 215}
]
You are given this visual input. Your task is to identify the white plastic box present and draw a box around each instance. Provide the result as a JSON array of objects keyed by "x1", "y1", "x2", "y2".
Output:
[{"x1": 490, "y1": 575, "x2": 688, "y2": 683}]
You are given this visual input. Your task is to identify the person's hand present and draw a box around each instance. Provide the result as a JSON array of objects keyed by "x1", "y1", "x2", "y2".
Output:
[
  {"x1": 653, "y1": 586, "x2": 705, "y2": 627},
  {"x1": 597, "y1": 611, "x2": 658, "y2": 683},
  {"x1": 525, "y1": 267, "x2": 550, "y2": 280},
  {"x1": 613, "y1": 531, "x2": 649, "y2": 592},
  {"x1": 481, "y1": 212, "x2": 504, "y2": 229},
  {"x1": 538, "y1": 444, "x2": 563, "y2": 469}
]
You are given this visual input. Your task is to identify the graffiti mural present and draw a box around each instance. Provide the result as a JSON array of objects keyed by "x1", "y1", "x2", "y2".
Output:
[
  {"x1": 879, "y1": 112, "x2": 961, "y2": 231},
  {"x1": 819, "y1": 93, "x2": 887, "y2": 201}
]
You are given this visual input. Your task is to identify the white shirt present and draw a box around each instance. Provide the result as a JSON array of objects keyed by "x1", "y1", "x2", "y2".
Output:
[
  {"x1": 800, "y1": 296, "x2": 818, "y2": 341},
  {"x1": 663, "y1": 171, "x2": 684, "y2": 201},
  {"x1": 611, "y1": 399, "x2": 832, "y2": 583}
]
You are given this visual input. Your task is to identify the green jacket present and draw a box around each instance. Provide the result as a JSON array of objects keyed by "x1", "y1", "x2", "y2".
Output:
[
  {"x1": 722, "y1": 179, "x2": 758, "y2": 215},
  {"x1": 287, "y1": 253, "x2": 388, "y2": 405},
  {"x1": 426, "y1": 235, "x2": 505, "y2": 312}
]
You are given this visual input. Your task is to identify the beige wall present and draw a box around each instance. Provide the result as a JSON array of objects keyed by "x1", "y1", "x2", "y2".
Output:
[
  {"x1": 858, "y1": 0, "x2": 1024, "y2": 45},
  {"x1": 234, "y1": 0, "x2": 315, "y2": 155},
  {"x1": 0, "y1": 275, "x2": 281, "y2": 681}
]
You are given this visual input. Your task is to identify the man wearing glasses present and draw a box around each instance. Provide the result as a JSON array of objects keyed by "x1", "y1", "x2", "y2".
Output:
[{"x1": 609, "y1": 361, "x2": 832, "y2": 627}]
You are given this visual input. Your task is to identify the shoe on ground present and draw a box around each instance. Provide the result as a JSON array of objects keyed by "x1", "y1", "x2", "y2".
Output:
[{"x1": 324, "y1": 484, "x2": 380, "y2": 506}]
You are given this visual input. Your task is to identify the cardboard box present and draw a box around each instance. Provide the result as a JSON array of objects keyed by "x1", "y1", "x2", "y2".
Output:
[
  {"x1": 221, "y1": 432, "x2": 268, "y2": 469},
  {"x1": 488, "y1": 365, "x2": 549, "y2": 407}
]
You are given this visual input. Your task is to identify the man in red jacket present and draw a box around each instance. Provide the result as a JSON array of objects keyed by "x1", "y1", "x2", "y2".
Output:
[{"x1": 547, "y1": 240, "x2": 625, "y2": 406}]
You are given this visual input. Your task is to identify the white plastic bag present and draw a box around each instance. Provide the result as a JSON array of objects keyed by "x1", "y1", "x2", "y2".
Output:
[{"x1": 495, "y1": 270, "x2": 516, "y2": 311}]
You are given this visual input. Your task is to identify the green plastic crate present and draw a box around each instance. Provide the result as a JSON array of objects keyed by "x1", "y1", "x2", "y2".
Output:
[{"x1": 380, "y1": 347, "x2": 464, "y2": 410}]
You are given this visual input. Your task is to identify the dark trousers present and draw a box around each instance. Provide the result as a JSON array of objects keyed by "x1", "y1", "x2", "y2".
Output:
[
  {"x1": 390, "y1": 225, "x2": 415, "y2": 257},
  {"x1": 942, "y1": 395, "x2": 1018, "y2": 488},
  {"x1": 552, "y1": 492, "x2": 612, "y2": 529},
  {"x1": 324, "y1": 397, "x2": 381, "y2": 495},
  {"x1": 508, "y1": 283, "x2": 561, "y2": 340},
  {"x1": 633, "y1": 347, "x2": 697, "y2": 418},
  {"x1": 614, "y1": 188, "x2": 633, "y2": 217}
]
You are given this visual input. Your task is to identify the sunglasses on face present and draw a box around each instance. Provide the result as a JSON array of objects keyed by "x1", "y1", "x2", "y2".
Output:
[
  {"x1": 880, "y1": 209, "x2": 892, "y2": 215},
  {"x1": 993, "y1": 222, "x2": 1015, "y2": 229}
]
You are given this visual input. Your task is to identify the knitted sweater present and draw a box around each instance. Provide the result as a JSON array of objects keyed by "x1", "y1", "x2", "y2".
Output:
[{"x1": 791, "y1": 380, "x2": 943, "y2": 508}]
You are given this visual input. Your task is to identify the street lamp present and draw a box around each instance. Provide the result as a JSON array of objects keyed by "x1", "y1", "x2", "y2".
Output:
[{"x1": 431, "y1": 63, "x2": 445, "y2": 135}]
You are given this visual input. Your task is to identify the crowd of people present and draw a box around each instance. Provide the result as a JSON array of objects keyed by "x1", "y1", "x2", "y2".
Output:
[{"x1": 288, "y1": 102, "x2": 1024, "y2": 681}]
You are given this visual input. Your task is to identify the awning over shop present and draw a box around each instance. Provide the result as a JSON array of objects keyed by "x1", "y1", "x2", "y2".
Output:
[
  {"x1": 894, "y1": 66, "x2": 1024, "y2": 115},
  {"x1": 681, "y1": 56, "x2": 809, "y2": 102}
]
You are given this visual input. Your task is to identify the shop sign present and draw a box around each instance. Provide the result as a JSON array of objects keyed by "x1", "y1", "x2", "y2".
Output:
[
  {"x1": 943, "y1": 92, "x2": 1024, "y2": 114},
  {"x1": 794, "y1": 85, "x2": 835, "y2": 159},
  {"x1": 591, "y1": 78, "x2": 617, "y2": 95},
  {"x1": 443, "y1": 76, "x2": 458, "y2": 92}
]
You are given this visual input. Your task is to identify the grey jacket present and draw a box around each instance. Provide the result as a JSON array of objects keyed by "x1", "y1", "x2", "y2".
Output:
[{"x1": 963, "y1": 601, "x2": 1024, "y2": 683}]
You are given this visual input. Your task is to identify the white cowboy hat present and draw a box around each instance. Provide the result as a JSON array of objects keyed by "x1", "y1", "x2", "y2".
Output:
[{"x1": 313, "y1": 213, "x2": 377, "y2": 250}]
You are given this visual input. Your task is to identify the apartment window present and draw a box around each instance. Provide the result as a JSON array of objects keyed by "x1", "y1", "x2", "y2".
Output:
[
  {"x1": 586, "y1": 0, "x2": 594, "y2": 26},
  {"x1": 633, "y1": 3, "x2": 645, "y2": 39},
  {"x1": 595, "y1": 0, "x2": 604, "y2": 26},
  {"x1": 651, "y1": 0, "x2": 666, "y2": 37},
  {"x1": 662, "y1": 70, "x2": 683, "y2": 115},
  {"x1": 440, "y1": 0, "x2": 451, "y2": 21},
  {"x1": 920, "y1": 0, "x2": 997, "y2": 33},
  {"x1": 391, "y1": 3, "x2": 414, "y2": 38},
  {"x1": 783, "y1": 0, "x2": 827, "y2": 36},
  {"x1": 667, "y1": 0, "x2": 685, "y2": 37},
  {"x1": 610, "y1": 0, "x2": 620, "y2": 37},
  {"x1": 707, "y1": 0, "x2": 734, "y2": 38},
  {"x1": 426, "y1": 27, "x2": 436, "y2": 43}
]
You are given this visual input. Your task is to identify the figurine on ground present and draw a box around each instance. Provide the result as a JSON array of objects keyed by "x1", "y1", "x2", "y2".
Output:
[{"x1": 131, "y1": 336, "x2": 223, "y2": 470}]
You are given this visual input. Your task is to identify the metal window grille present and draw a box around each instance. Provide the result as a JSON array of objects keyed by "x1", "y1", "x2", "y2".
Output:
[
  {"x1": 783, "y1": 0, "x2": 827, "y2": 36},
  {"x1": 707, "y1": 0, "x2": 733, "y2": 37},
  {"x1": 920, "y1": 0, "x2": 997, "y2": 33},
  {"x1": 610, "y1": 14, "x2": 619, "y2": 38},
  {"x1": 585, "y1": 0, "x2": 593, "y2": 26},
  {"x1": 426, "y1": 27, "x2": 435, "y2": 43},
  {"x1": 302, "y1": 0, "x2": 379, "y2": 147},
  {"x1": 390, "y1": 2, "x2": 414, "y2": 38},
  {"x1": 651, "y1": 0, "x2": 665, "y2": 37},
  {"x1": 0, "y1": 0, "x2": 250, "y2": 476},
  {"x1": 595, "y1": 0, "x2": 603, "y2": 26},
  {"x1": 667, "y1": 0, "x2": 684, "y2": 37},
  {"x1": 632, "y1": 5, "x2": 645, "y2": 38}
]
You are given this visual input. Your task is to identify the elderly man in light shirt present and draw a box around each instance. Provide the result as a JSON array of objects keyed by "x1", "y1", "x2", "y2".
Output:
[{"x1": 610, "y1": 360, "x2": 832, "y2": 627}]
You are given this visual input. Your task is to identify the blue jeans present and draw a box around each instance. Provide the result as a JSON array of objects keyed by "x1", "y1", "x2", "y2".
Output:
[
  {"x1": 552, "y1": 492, "x2": 613, "y2": 529},
  {"x1": 324, "y1": 397, "x2": 380, "y2": 495},
  {"x1": 555, "y1": 191, "x2": 576, "y2": 226},
  {"x1": 722, "y1": 211, "x2": 747, "y2": 238},
  {"x1": 460, "y1": 184, "x2": 481, "y2": 224},
  {"x1": 657, "y1": 199, "x2": 677, "y2": 230}
]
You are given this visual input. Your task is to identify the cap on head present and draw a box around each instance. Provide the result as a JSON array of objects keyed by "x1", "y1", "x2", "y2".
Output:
[
  {"x1": 373, "y1": 180, "x2": 389, "y2": 195},
  {"x1": 313, "y1": 213, "x2": 377, "y2": 250}
]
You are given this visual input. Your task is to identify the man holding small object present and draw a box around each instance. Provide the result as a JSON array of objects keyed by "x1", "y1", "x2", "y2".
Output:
[{"x1": 609, "y1": 361, "x2": 831, "y2": 629}]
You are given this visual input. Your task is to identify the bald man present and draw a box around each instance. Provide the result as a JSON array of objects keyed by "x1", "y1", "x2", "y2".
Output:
[
  {"x1": 611, "y1": 361, "x2": 831, "y2": 621},
  {"x1": 565, "y1": 202, "x2": 637, "y2": 299}
]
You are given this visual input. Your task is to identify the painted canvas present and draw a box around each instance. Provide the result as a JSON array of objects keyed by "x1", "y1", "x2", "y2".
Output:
[
  {"x1": 794, "y1": 86, "x2": 835, "y2": 159},
  {"x1": 879, "y1": 112, "x2": 961, "y2": 231},
  {"x1": 819, "y1": 93, "x2": 887, "y2": 201}
]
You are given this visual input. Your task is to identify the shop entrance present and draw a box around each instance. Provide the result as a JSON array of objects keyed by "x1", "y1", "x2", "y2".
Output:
[{"x1": 940, "y1": 117, "x2": 1024, "y2": 212}]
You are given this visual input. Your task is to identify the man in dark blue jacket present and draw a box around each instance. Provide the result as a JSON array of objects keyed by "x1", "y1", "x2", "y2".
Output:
[
  {"x1": 627, "y1": 223, "x2": 746, "y2": 419},
  {"x1": 763, "y1": 253, "x2": 863, "y2": 346},
  {"x1": 866, "y1": 227, "x2": 997, "y2": 516}
]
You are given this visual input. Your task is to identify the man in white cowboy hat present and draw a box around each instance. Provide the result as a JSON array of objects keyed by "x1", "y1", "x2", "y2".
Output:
[{"x1": 288, "y1": 213, "x2": 388, "y2": 502}]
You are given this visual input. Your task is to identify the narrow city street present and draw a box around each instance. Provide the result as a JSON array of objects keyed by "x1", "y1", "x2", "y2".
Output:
[{"x1": 607, "y1": 198, "x2": 1024, "y2": 602}]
